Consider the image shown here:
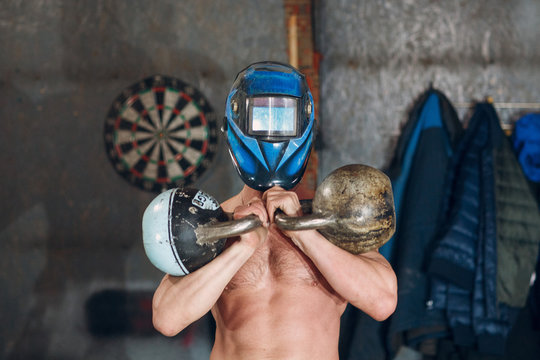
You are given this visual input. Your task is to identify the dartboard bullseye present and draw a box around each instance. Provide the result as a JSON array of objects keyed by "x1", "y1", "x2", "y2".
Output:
[{"x1": 104, "y1": 75, "x2": 218, "y2": 193}]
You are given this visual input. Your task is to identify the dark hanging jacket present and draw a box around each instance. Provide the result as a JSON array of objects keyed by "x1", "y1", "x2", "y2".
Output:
[
  {"x1": 428, "y1": 103, "x2": 540, "y2": 355},
  {"x1": 381, "y1": 88, "x2": 463, "y2": 356}
]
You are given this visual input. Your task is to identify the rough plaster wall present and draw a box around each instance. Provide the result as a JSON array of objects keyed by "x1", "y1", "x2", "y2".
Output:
[
  {"x1": 317, "y1": 0, "x2": 540, "y2": 177},
  {"x1": 0, "y1": 1, "x2": 287, "y2": 358}
]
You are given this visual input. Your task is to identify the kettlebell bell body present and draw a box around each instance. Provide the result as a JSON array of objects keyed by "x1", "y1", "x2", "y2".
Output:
[{"x1": 142, "y1": 188, "x2": 228, "y2": 276}]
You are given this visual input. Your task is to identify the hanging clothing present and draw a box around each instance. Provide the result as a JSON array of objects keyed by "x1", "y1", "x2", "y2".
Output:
[
  {"x1": 428, "y1": 103, "x2": 540, "y2": 355},
  {"x1": 382, "y1": 88, "x2": 463, "y2": 357},
  {"x1": 381, "y1": 88, "x2": 463, "y2": 262}
]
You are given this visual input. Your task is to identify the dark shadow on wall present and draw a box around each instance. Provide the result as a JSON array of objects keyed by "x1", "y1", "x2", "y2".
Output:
[
  {"x1": 0, "y1": 82, "x2": 51, "y2": 359},
  {"x1": 84, "y1": 289, "x2": 216, "y2": 344},
  {"x1": 85, "y1": 289, "x2": 156, "y2": 337}
]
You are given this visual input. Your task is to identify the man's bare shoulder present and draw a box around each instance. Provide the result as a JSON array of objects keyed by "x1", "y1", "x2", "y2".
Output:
[
  {"x1": 221, "y1": 185, "x2": 262, "y2": 213},
  {"x1": 221, "y1": 193, "x2": 242, "y2": 213}
]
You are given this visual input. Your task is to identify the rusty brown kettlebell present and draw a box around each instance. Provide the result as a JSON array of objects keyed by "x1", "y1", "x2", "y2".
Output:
[{"x1": 275, "y1": 164, "x2": 396, "y2": 254}]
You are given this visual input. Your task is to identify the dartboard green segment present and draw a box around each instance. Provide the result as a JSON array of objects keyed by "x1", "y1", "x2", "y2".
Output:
[{"x1": 104, "y1": 75, "x2": 218, "y2": 193}]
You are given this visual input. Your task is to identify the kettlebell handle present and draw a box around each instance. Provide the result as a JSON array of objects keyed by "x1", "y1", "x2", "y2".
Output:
[
  {"x1": 274, "y1": 198, "x2": 336, "y2": 231},
  {"x1": 274, "y1": 212, "x2": 335, "y2": 231},
  {"x1": 195, "y1": 199, "x2": 315, "y2": 244},
  {"x1": 195, "y1": 215, "x2": 263, "y2": 245}
]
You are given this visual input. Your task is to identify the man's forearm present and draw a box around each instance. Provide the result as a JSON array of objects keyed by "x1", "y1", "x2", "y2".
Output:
[
  {"x1": 152, "y1": 241, "x2": 256, "y2": 336},
  {"x1": 289, "y1": 229, "x2": 397, "y2": 321}
]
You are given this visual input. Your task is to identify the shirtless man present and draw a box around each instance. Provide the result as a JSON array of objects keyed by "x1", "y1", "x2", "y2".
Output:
[{"x1": 152, "y1": 62, "x2": 397, "y2": 359}]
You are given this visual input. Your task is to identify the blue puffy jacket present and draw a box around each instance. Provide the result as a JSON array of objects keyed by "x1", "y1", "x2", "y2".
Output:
[{"x1": 428, "y1": 103, "x2": 540, "y2": 355}]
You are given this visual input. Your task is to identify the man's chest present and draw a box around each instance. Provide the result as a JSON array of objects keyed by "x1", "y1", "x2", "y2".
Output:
[{"x1": 225, "y1": 227, "x2": 320, "y2": 290}]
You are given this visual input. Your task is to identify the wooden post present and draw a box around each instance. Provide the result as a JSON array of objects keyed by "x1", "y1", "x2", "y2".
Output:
[{"x1": 284, "y1": 0, "x2": 321, "y2": 200}]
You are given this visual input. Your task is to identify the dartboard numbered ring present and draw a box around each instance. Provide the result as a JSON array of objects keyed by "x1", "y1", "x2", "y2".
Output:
[{"x1": 104, "y1": 75, "x2": 219, "y2": 193}]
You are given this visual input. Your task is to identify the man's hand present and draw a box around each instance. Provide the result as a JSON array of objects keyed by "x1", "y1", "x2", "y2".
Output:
[
  {"x1": 262, "y1": 186, "x2": 316, "y2": 253},
  {"x1": 262, "y1": 186, "x2": 311, "y2": 250},
  {"x1": 262, "y1": 186, "x2": 303, "y2": 219},
  {"x1": 232, "y1": 196, "x2": 269, "y2": 250}
]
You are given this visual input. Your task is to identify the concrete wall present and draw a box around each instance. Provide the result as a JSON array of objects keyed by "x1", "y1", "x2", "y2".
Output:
[
  {"x1": 318, "y1": 0, "x2": 540, "y2": 175},
  {"x1": 1, "y1": 0, "x2": 539, "y2": 359}
]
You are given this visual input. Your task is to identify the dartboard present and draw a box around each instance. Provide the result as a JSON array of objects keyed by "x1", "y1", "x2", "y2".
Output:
[{"x1": 104, "y1": 75, "x2": 219, "y2": 193}]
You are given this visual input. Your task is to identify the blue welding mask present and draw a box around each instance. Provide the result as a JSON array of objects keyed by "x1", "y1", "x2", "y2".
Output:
[{"x1": 223, "y1": 61, "x2": 315, "y2": 190}]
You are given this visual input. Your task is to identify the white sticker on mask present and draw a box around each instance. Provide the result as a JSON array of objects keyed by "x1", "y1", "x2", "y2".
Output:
[{"x1": 192, "y1": 190, "x2": 220, "y2": 210}]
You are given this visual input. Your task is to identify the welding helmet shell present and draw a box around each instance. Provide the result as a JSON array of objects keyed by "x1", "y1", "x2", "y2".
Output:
[{"x1": 224, "y1": 61, "x2": 315, "y2": 191}]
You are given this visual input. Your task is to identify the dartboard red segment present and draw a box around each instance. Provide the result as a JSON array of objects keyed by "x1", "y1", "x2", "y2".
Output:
[{"x1": 104, "y1": 75, "x2": 218, "y2": 193}]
